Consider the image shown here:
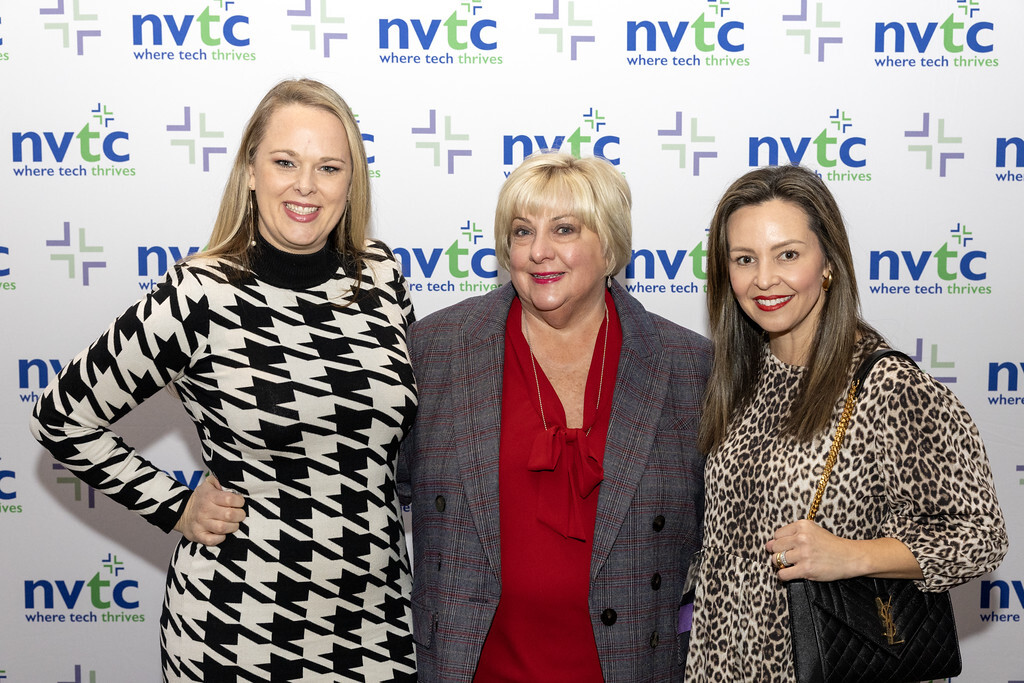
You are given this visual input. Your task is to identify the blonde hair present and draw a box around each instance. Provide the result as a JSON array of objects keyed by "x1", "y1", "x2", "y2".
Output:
[
  {"x1": 202, "y1": 78, "x2": 372, "y2": 275},
  {"x1": 494, "y1": 152, "x2": 632, "y2": 277}
]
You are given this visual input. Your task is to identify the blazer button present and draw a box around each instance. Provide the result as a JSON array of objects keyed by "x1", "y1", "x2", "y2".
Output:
[
  {"x1": 650, "y1": 572, "x2": 662, "y2": 590},
  {"x1": 600, "y1": 608, "x2": 617, "y2": 626},
  {"x1": 652, "y1": 515, "x2": 665, "y2": 532},
  {"x1": 435, "y1": 495, "x2": 446, "y2": 512},
  {"x1": 650, "y1": 631, "x2": 660, "y2": 648}
]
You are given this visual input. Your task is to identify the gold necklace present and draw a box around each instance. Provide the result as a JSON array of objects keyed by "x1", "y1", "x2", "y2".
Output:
[{"x1": 523, "y1": 307, "x2": 610, "y2": 435}]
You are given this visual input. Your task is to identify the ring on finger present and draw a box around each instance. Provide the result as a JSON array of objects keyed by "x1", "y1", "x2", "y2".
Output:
[
  {"x1": 774, "y1": 551, "x2": 785, "y2": 570},
  {"x1": 779, "y1": 550, "x2": 793, "y2": 568}
]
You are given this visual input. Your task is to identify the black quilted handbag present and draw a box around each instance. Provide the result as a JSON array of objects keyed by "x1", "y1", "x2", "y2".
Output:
[{"x1": 786, "y1": 349, "x2": 962, "y2": 683}]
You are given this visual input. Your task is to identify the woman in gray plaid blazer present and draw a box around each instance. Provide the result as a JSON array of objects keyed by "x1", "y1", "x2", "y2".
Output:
[{"x1": 398, "y1": 152, "x2": 712, "y2": 682}]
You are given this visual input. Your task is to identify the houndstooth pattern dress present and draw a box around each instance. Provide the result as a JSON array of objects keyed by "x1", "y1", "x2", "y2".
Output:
[{"x1": 31, "y1": 238, "x2": 418, "y2": 682}]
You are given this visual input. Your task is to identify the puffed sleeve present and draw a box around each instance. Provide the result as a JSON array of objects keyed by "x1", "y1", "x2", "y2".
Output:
[
  {"x1": 29, "y1": 262, "x2": 212, "y2": 533},
  {"x1": 865, "y1": 357, "x2": 1008, "y2": 591}
]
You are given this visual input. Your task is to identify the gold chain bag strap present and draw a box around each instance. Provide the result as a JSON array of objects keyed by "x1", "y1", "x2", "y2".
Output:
[{"x1": 787, "y1": 348, "x2": 962, "y2": 683}]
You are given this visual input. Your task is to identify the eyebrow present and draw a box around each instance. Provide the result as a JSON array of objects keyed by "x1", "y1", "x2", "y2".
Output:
[
  {"x1": 268, "y1": 149, "x2": 348, "y2": 165},
  {"x1": 729, "y1": 239, "x2": 806, "y2": 253},
  {"x1": 512, "y1": 214, "x2": 578, "y2": 223}
]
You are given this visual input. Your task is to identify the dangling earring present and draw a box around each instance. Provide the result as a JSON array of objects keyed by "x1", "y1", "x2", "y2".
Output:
[
  {"x1": 248, "y1": 190, "x2": 257, "y2": 247},
  {"x1": 822, "y1": 271, "x2": 833, "y2": 292}
]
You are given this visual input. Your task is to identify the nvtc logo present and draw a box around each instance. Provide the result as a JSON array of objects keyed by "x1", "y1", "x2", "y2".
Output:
[
  {"x1": 19, "y1": 357, "x2": 62, "y2": 390},
  {"x1": 138, "y1": 245, "x2": 202, "y2": 291},
  {"x1": 13, "y1": 103, "x2": 132, "y2": 169},
  {"x1": 503, "y1": 109, "x2": 620, "y2": 170},
  {"x1": 979, "y1": 579, "x2": 1023, "y2": 624},
  {"x1": 748, "y1": 110, "x2": 867, "y2": 175},
  {"x1": 995, "y1": 135, "x2": 1023, "y2": 181},
  {"x1": 0, "y1": 245, "x2": 13, "y2": 291},
  {"x1": 625, "y1": 9, "x2": 745, "y2": 67},
  {"x1": 0, "y1": 13, "x2": 9, "y2": 61},
  {"x1": 11, "y1": 104, "x2": 134, "y2": 178},
  {"x1": 867, "y1": 222, "x2": 989, "y2": 295},
  {"x1": 24, "y1": 554, "x2": 143, "y2": 623},
  {"x1": 379, "y1": 4, "x2": 499, "y2": 65},
  {"x1": 0, "y1": 456, "x2": 20, "y2": 512},
  {"x1": 987, "y1": 362, "x2": 1024, "y2": 407},
  {"x1": 874, "y1": 6, "x2": 994, "y2": 59},
  {"x1": 132, "y1": 5, "x2": 251, "y2": 62},
  {"x1": 625, "y1": 241, "x2": 707, "y2": 296},
  {"x1": 393, "y1": 219, "x2": 498, "y2": 294}
]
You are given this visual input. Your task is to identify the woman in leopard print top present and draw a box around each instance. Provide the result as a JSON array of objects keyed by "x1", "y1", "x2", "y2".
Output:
[{"x1": 685, "y1": 165, "x2": 1007, "y2": 681}]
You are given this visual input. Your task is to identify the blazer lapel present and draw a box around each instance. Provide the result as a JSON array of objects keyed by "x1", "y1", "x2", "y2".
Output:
[
  {"x1": 590, "y1": 282, "x2": 670, "y2": 578},
  {"x1": 449, "y1": 284, "x2": 518, "y2": 583}
]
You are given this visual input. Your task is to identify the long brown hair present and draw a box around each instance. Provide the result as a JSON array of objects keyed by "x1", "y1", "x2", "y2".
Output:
[
  {"x1": 698, "y1": 165, "x2": 879, "y2": 452},
  {"x1": 200, "y1": 78, "x2": 372, "y2": 281}
]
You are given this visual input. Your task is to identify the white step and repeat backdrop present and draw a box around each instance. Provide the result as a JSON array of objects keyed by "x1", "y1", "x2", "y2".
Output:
[{"x1": 2, "y1": 1, "x2": 1022, "y2": 680}]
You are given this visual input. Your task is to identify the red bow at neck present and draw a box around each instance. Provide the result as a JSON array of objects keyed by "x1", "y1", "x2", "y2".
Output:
[{"x1": 526, "y1": 425, "x2": 605, "y2": 542}]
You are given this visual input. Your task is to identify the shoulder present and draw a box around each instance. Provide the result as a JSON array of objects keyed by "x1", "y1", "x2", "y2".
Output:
[
  {"x1": 862, "y1": 348, "x2": 939, "y2": 396},
  {"x1": 610, "y1": 282, "x2": 712, "y2": 364},
  {"x1": 360, "y1": 238, "x2": 403, "y2": 280},
  {"x1": 177, "y1": 254, "x2": 244, "y2": 282},
  {"x1": 156, "y1": 257, "x2": 239, "y2": 299},
  {"x1": 650, "y1": 311, "x2": 712, "y2": 353},
  {"x1": 860, "y1": 347, "x2": 978, "y2": 435},
  {"x1": 412, "y1": 284, "x2": 514, "y2": 335}
]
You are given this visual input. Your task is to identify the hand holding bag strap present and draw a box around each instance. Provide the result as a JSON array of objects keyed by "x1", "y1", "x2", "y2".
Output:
[{"x1": 806, "y1": 348, "x2": 914, "y2": 521}]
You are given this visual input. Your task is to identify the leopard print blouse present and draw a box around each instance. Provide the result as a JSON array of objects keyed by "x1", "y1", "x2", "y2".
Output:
[{"x1": 685, "y1": 337, "x2": 1007, "y2": 681}]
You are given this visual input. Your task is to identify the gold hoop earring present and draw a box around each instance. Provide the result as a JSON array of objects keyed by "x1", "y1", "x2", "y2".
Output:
[{"x1": 822, "y1": 271, "x2": 833, "y2": 292}]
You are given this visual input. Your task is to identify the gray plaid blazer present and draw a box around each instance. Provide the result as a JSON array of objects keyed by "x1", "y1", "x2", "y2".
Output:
[{"x1": 398, "y1": 281, "x2": 711, "y2": 682}]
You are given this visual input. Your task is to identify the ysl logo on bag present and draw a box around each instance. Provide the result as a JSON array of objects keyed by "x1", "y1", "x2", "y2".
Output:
[{"x1": 875, "y1": 596, "x2": 904, "y2": 646}]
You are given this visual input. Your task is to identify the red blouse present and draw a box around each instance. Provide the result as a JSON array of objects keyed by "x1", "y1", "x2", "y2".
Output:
[{"x1": 474, "y1": 292, "x2": 622, "y2": 682}]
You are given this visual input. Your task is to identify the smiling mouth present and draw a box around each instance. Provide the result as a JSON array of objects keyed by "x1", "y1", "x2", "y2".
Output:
[
  {"x1": 754, "y1": 295, "x2": 793, "y2": 311},
  {"x1": 531, "y1": 272, "x2": 564, "y2": 281},
  {"x1": 285, "y1": 203, "x2": 319, "y2": 216}
]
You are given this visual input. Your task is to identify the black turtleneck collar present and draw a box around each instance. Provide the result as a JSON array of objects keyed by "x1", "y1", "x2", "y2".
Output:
[{"x1": 249, "y1": 231, "x2": 343, "y2": 290}]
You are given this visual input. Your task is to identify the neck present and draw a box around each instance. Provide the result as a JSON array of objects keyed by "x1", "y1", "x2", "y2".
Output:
[
  {"x1": 521, "y1": 287, "x2": 608, "y2": 338},
  {"x1": 249, "y1": 230, "x2": 342, "y2": 290}
]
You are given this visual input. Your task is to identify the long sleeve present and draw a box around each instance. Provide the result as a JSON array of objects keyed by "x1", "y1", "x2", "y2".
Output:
[
  {"x1": 863, "y1": 356, "x2": 1008, "y2": 591},
  {"x1": 30, "y1": 262, "x2": 212, "y2": 532}
]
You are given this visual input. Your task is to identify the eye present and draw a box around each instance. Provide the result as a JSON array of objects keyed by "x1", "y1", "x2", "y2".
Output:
[
  {"x1": 512, "y1": 225, "x2": 531, "y2": 238},
  {"x1": 780, "y1": 250, "x2": 798, "y2": 261},
  {"x1": 733, "y1": 255, "x2": 753, "y2": 265},
  {"x1": 274, "y1": 159, "x2": 295, "y2": 168},
  {"x1": 320, "y1": 165, "x2": 340, "y2": 174}
]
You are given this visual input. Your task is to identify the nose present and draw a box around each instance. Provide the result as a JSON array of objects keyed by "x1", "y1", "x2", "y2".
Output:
[
  {"x1": 530, "y1": 229, "x2": 554, "y2": 263},
  {"x1": 753, "y1": 260, "x2": 778, "y2": 289},
  {"x1": 294, "y1": 167, "x2": 316, "y2": 195}
]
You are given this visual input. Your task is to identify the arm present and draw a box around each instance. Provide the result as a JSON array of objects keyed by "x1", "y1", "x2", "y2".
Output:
[
  {"x1": 396, "y1": 320, "x2": 420, "y2": 507},
  {"x1": 873, "y1": 361, "x2": 1008, "y2": 590},
  {"x1": 768, "y1": 357, "x2": 1007, "y2": 587},
  {"x1": 30, "y1": 264, "x2": 212, "y2": 533},
  {"x1": 767, "y1": 521, "x2": 923, "y2": 581}
]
